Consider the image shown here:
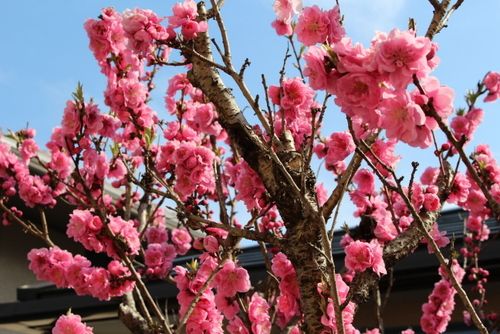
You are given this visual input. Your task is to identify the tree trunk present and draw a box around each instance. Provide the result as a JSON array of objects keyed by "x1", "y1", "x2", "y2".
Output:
[{"x1": 187, "y1": 4, "x2": 330, "y2": 332}]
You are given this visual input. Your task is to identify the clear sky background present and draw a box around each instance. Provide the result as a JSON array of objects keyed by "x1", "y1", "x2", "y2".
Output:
[{"x1": 0, "y1": 0, "x2": 498, "y2": 229}]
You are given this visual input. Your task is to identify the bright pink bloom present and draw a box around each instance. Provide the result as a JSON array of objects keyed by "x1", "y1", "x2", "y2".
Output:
[
  {"x1": 380, "y1": 92, "x2": 428, "y2": 148},
  {"x1": 420, "y1": 261, "x2": 465, "y2": 334},
  {"x1": 271, "y1": 19, "x2": 293, "y2": 36},
  {"x1": 373, "y1": 29, "x2": 432, "y2": 88},
  {"x1": 295, "y1": 6, "x2": 329, "y2": 46},
  {"x1": 447, "y1": 172, "x2": 470, "y2": 204},
  {"x1": 335, "y1": 72, "x2": 382, "y2": 112},
  {"x1": 323, "y1": 132, "x2": 355, "y2": 168},
  {"x1": 214, "y1": 260, "x2": 250, "y2": 297},
  {"x1": 344, "y1": 240, "x2": 386, "y2": 276},
  {"x1": 484, "y1": 71, "x2": 500, "y2": 102},
  {"x1": 353, "y1": 169, "x2": 375, "y2": 195},
  {"x1": 326, "y1": 6, "x2": 345, "y2": 43},
  {"x1": 248, "y1": 293, "x2": 272, "y2": 334},
  {"x1": 107, "y1": 216, "x2": 140, "y2": 256},
  {"x1": 169, "y1": 0, "x2": 208, "y2": 40},
  {"x1": 144, "y1": 243, "x2": 176, "y2": 278},
  {"x1": 52, "y1": 313, "x2": 93, "y2": 334},
  {"x1": 67, "y1": 209, "x2": 104, "y2": 253},
  {"x1": 421, "y1": 167, "x2": 439, "y2": 185},
  {"x1": 303, "y1": 46, "x2": 336, "y2": 91},
  {"x1": 225, "y1": 160, "x2": 267, "y2": 211},
  {"x1": 19, "y1": 138, "x2": 39, "y2": 162},
  {"x1": 171, "y1": 228, "x2": 192, "y2": 255},
  {"x1": 321, "y1": 274, "x2": 358, "y2": 334}
]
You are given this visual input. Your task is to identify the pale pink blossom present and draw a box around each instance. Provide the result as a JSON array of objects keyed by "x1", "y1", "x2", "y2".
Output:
[{"x1": 52, "y1": 313, "x2": 93, "y2": 334}]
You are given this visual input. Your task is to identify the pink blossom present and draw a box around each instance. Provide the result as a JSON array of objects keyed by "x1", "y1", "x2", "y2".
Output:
[
  {"x1": 214, "y1": 260, "x2": 250, "y2": 297},
  {"x1": 326, "y1": 6, "x2": 345, "y2": 43},
  {"x1": 303, "y1": 46, "x2": 336, "y2": 91},
  {"x1": 344, "y1": 240, "x2": 386, "y2": 276},
  {"x1": 248, "y1": 293, "x2": 272, "y2": 334},
  {"x1": 271, "y1": 19, "x2": 293, "y2": 36},
  {"x1": 227, "y1": 316, "x2": 249, "y2": 334},
  {"x1": 447, "y1": 172, "x2": 470, "y2": 204},
  {"x1": 52, "y1": 313, "x2": 93, "y2": 334},
  {"x1": 67, "y1": 209, "x2": 104, "y2": 253},
  {"x1": 295, "y1": 6, "x2": 329, "y2": 46},
  {"x1": 171, "y1": 228, "x2": 192, "y2": 255},
  {"x1": 316, "y1": 183, "x2": 328, "y2": 206},
  {"x1": 335, "y1": 72, "x2": 383, "y2": 114},
  {"x1": 423, "y1": 223, "x2": 450, "y2": 254},
  {"x1": 413, "y1": 76, "x2": 454, "y2": 119},
  {"x1": 483, "y1": 71, "x2": 500, "y2": 102},
  {"x1": 272, "y1": 0, "x2": 302, "y2": 23},
  {"x1": 321, "y1": 274, "x2": 358, "y2": 334},
  {"x1": 203, "y1": 235, "x2": 219, "y2": 253},
  {"x1": 373, "y1": 29, "x2": 432, "y2": 88},
  {"x1": 380, "y1": 92, "x2": 428, "y2": 148},
  {"x1": 20, "y1": 138, "x2": 39, "y2": 162},
  {"x1": 169, "y1": 0, "x2": 208, "y2": 40},
  {"x1": 420, "y1": 261, "x2": 464, "y2": 334},
  {"x1": 353, "y1": 169, "x2": 375, "y2": 195},
  {"x1": 334, "y1": 37, "x2": 374, "y2": 74},
  {"x1": 421, "y1": 167, "x2": 439, "y2": 185},
  {"x1": 107, "y1": 216, "x2": 140, "y2": 256},
  {"x1": 225, "y1": 160, "x2": 267, "y2": 211},
  {"x1": 144, "y1": 243, "x2": 176, "y2": 277}
]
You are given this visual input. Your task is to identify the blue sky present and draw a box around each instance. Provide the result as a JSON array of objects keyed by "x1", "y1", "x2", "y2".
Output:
[{"x1": 0, "y1": 1, "x2": 498, "y2": 228}]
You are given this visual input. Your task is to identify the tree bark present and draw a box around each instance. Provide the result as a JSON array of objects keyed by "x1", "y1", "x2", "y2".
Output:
[{"x1": 186, "y1": 4, "x2": 330, "y2": 332}]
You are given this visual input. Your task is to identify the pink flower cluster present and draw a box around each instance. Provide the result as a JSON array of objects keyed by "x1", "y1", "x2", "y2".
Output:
[
  {"x1": 174, "y1": 255, "x2": 224, "y2": 333},
  {"x1": 269, "y1": 77, "x2": 317, "y2": 148},
  {"x1": 122, "y1": 9, "x2": 168, "y2": 57},
  {"x1": 28, "y1": 247, "x2": 134, "y2": 301},
  {"x1": 144, "y1": 242, "x2": 176, "y2": 278},
  {"x1": 248, "y1": 293, "x2": 272, "y2": 334},
  {"x1": 52, "y1": 312, "x2": 93, "y2": 334},
  {"x1": 349, "y1": 169, "x2": 398, "y2": 242},
  {"x1": 314, "y1": 131, "x2": 355, "y2": 173},
  {"x1": 157, "y1": 140, "x2": 217, "y2": 200},
  {"x1": 271, "y1": 252, "x2": 301, "y2": 328},
  {"x1": 258, "y1": 207, "x2": 284, "y2": 234},
  {"x1": 271, "y1": 0, "x2": 302, "y2": 36},
  {"x1": 450, "y1": 107, "x2": 484, "y2": 145},
  {"x1": 420, "y1": 260, "x2": 465, "y2": 334},
  {"x1": 143, "y1": 222, "x2": 191, "y2": 278},
  {"x1": 299, "y1": 15, "x2": 453, "y2": 149},
  {"x1": 295, "y1": 5, "x2": 344, "y2": 45},
  {"x1": 344, "y1": 239, "x2": 386, "y2": 276},
  {"x1": 169, "y1": 0, "x2": 208, "y2": 40},
  {"x1": 224, "y1": 160, "x2": 267, "y2": 211},
  {"x1": 213, "y1": 260, "x2": 250, "y2": 321},
  {"x1": 483, "y1": 71, "x2": 499, "y2": 102},
  {"x1": 67, "y1": 210, "x2": 140, "y2": 258},
  {"x1": 321, "y1": 274, "x2": 358, "y2": 333},
  {"x1": 85, "y1": 7, "x2": 158, "y2": 141},
  {"x1": 165, "y1": 73, "x2": 223, "y2": 137},
  {"x1": 0, "y1": 139, "x2": 57, "y2": 208},
  {"x1": 214, "y1": 260, "x2": 251, "y2": 298}
]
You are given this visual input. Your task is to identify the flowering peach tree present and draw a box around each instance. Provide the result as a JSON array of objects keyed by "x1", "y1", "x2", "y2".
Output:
[{"x1": 1, "y1": 0, "x2": 499, "y2": 333}]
